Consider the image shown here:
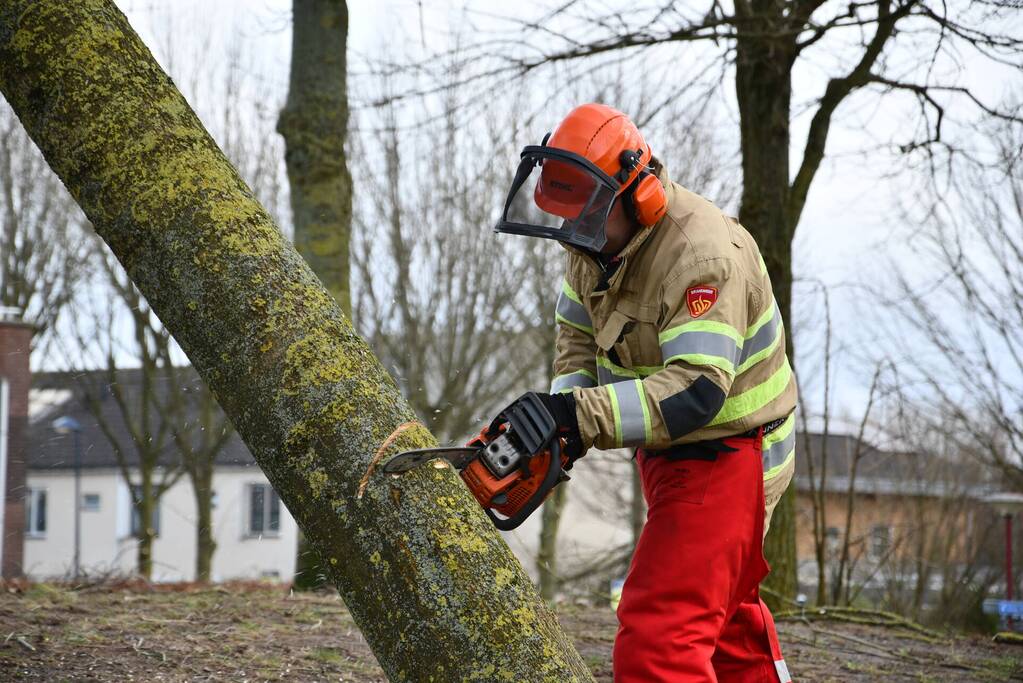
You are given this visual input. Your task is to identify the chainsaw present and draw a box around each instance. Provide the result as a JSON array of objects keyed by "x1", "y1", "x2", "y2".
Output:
[{"x1": 383, "y1": 393, "x2": 570, "y2": 530}]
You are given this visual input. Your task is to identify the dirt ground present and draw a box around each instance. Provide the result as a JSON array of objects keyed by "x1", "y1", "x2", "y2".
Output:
[{"x1": 0, "y1": 582, "x2": 1019, "y2": 682}]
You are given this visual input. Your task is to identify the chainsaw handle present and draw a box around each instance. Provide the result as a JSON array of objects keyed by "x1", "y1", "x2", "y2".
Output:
[
  {"x1": 484, "y1": 392, "x2": 564, "y2": 531},
  {"x1": 487, "y1": 437, "x2": 563, "y2": 531}
]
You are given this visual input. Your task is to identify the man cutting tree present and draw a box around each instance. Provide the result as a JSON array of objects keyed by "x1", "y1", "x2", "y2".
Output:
[{"x1": 493, "y1": 103, "x2": 798, "y2": 682}]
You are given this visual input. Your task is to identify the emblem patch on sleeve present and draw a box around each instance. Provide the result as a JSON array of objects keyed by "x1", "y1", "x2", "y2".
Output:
[{"x1": 686, "y1": 286, "x2": 718, "y2": 318}]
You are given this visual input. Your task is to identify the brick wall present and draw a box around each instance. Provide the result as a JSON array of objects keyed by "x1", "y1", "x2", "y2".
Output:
[{"x1": 0, "y1": 317, "x2": 34, "y2": 578}]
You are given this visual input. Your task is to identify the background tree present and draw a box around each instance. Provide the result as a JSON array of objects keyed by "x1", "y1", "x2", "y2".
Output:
[
  {"x1": 0, "y1": 1, "x2": 594, "y2": 677},
  {"x1": 0, "y1": 102, "x2": 90, "y2": 347},
  {"x1": 351, "y1": 90, "x2": 554, "y2": 443},
  {"x1": 278, "y1": 0, "x2": 352, "y2": 312},
  {"x1": 169, "y1": 369, "x2": 235, "y2": 582},
  {"x1": 398, "y1": 0, "x2": 1023, "y2": 604},
  {"x1": 61, "y1": 248, "x2": 184, "y2": 580},
  {"x1": 885, "y1": 118, "x2": 1023, "y2": 492}
]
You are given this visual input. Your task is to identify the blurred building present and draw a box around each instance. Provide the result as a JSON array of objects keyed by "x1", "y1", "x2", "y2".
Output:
[
  {"x1": 23, "y1": 369, "x2": 298, "y2": 583},
  {"x1": 793, "y1": 432, "x2": 1004, "y2": 604}
]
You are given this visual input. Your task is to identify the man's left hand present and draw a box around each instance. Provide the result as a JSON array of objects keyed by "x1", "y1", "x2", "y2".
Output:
[{"x1": 534, "y1": 392, "x2": 585, "y2": 468}]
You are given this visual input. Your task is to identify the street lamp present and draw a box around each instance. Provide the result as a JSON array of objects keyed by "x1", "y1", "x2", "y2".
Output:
[
  {"x1": 52, "y1": 415, "x2": 83, "y2": 580},
  {"x1": 985, "y1": 492, "x2": 1023, "y2": 628}
]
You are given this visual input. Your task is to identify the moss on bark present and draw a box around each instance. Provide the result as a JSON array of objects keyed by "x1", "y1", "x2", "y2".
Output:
[{"x1": 0, "y1": 2, "x2": 594, "y2": 679}]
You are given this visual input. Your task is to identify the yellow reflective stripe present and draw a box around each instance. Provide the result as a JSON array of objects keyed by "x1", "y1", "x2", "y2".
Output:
[
  {"x1": 659, "y1": 319, "x2": 744, "y2": 347},
  {"x1": 758, "y1": 252, "x2": 768, "y2": 276},
  {"x1": 763, "y1": 442, "x2": 795, "y2": 481},
  {"x1": 556, "y1": 313, "x2": 594, "y2": 335},
  {"x1": 736, "y1": 302, "x2": 783, "y2": 374},
  {"x1": 709, "y1": 360, "x2": 792, "y2": 427},
  {"x1": 607, "y1": 384, "x2": 623, "y2": 448},
  {"x1": 638, "y1": 380, "x2": 653, "y2": 445},
  {"x1": 736, "y1": 333, "x2": 781, "y2": 375},
  {"x1": 562, "y1": 278, "x2": 584, "y2": 305},
  {"x1": 663, "y1": 352, "x2": 736, "y2": 376},
  {"x1": 597, "y1": 358, "x2": 637, "y2": 386},
  {"x1": 596, "y1": 356, "x2": 661, "y2": 380}
]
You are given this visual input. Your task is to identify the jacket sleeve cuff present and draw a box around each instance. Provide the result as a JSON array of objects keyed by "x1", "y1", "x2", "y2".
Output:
[{"x1": 574, "y1": 383, "x2": 649, "y2": 451}]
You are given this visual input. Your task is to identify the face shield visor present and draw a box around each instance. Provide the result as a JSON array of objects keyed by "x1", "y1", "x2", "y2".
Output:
[{"x1": 494, "y1": 146, "x2": 621, "y2": 252}]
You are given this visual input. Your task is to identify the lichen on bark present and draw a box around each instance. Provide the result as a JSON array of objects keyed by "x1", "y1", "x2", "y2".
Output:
[{"x1": 0, "y1": 2, "x2": 594, "y2": 680}]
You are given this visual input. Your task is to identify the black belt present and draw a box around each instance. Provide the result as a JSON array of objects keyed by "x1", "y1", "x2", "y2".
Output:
[{"x1": 644, "y1": 416, "x2": 789, "y2": 462}]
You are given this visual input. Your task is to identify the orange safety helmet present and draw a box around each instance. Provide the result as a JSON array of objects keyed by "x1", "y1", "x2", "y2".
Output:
[{"x1": 496, "y1": 103, "x2": 667, "y2": 251}]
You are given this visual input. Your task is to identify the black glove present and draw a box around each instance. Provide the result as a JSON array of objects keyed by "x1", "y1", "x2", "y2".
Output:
[{"x1": 535, "y1": 392, "x2": 585, "y2": 468}]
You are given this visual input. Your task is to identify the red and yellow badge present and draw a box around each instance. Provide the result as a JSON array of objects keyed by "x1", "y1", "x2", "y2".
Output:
[{"x1": 686, "y1": 285, "x2": 718, "y2": 318}]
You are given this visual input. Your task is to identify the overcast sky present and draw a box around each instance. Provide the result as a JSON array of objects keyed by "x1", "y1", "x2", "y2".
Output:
[{"x1": 105, "y1": 0, "x2": 1021, "y2": 434}]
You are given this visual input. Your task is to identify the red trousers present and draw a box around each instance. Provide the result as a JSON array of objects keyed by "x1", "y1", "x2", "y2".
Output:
[{"x1": 613, "y1": 433, "x2": 791, "y2": 682}]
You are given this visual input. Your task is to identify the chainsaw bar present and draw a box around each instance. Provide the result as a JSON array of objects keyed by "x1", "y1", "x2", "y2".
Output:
[{"x1": 382, "y1": 447, "x2": 481, "y2": 474}]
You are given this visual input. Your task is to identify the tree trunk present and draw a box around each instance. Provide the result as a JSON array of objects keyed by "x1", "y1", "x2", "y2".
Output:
[
  {"x1": 278, "y1": 0, "x2": 353, "y2": 592},
  {"x1": 0, "y1": 2, "x2": 593, "y2": 679},
  {"x1": 194, "y1": 460, "x2": 216, "y2": 582},
  {"x1": 136, "y1": 476, "x2": 154, "y2": 580},
  {"x1": 734, "y1": 24, "x2": 799, "y2": 609},
  {"x1": 277, "y1": 0, "x2": 353, "y2": 314},
  {"x1": 537, "y1": 485, "x2": 567, "y2": 602}
]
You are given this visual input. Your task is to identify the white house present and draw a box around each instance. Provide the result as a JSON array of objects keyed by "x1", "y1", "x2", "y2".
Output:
[
  {"x1": 24, "y1": 373, "x2": 299, "y2": 583},
  {"x1": 24, "y1": 464, "x2": 299, "y2": 582}
]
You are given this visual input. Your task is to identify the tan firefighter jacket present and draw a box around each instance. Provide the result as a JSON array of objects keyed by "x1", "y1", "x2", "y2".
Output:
[{"x1": 550, "y1": 162, "x2": 798, "y2": 480}]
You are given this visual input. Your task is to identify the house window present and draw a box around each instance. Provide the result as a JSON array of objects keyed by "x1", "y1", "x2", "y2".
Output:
[
  {"x1": 247, "y1": 483, "x2": 280, "y2": 536},
  {"x1": 25, "y1": 488, "x2": 47, "y2": 537},
  {"x1": 129, "y1": 485, "x2": 160, "y2": 537},
  {"x1": 81, "y1": 493, "x2": 101, "y2": 512},
  {"x1": 870, "y1": 525, "x2": 891, "y2": 561}
]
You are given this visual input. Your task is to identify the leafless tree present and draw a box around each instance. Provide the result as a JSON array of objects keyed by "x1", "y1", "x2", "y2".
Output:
[
  {"x1": 350, "y1": 84, "x2": 556, "y2": 443},
  {"x1": 885, "y1": 116, "x2": 1023, "y2": 491},
  {"x1": 0, "y1": 102, "x2": 91, "y2": 349},
  {"x1": 59, "y1": 244, "x2": 185, "y2": 580},
  {"x1": 168, "y1": 368, "x2": 235, "y2": 583}
]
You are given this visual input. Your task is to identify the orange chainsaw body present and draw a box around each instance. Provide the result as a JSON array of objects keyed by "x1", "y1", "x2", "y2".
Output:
[{"x1": 460, "y1": 449, "x2": 565, "y2": 518}]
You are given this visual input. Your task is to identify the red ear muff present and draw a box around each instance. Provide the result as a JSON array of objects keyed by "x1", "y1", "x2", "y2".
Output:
[{"x1": 632, "y1": 173, "x2": 667, "y2": 226}]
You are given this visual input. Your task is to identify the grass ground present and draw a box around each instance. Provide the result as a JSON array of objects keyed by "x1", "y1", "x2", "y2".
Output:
[{"x1": 0, "y1": 581, "x2": 1019, "y2": 681}]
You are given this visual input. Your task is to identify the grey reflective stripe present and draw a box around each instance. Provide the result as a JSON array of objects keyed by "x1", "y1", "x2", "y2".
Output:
[
  {"x1": 598, "y1": 365, "x2": 635, "y2": 385},
  {"x1": 555, "y1": 280, "x2": 593, "y2": 335},
  {"x1": 774, "y1": 659, "x2": 791, "y2": 683},
  {"x1": 737, "y1": 301, "x2": 783, "y2": 373},
  {"x1": 551, "y1": 370, "x2": 597, "y2": 394},
  {"x1": 661, "y1": 330, "x2": 742, "y2": 373},
  {"x1": 608, "y1": 379, "x2": 652, "y2": 447},
  {"x1": 762, "y1": 426, "x2": 795, "y2": 473}
]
